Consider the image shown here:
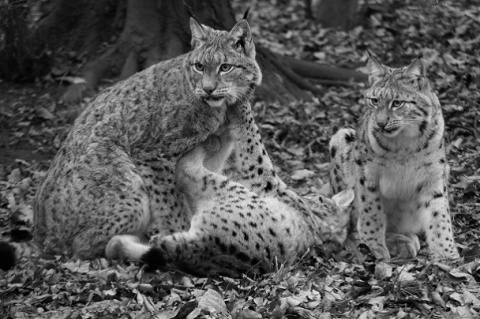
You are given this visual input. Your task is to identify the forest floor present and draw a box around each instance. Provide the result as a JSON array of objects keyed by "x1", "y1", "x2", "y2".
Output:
[{"x1": 1, "y1": 0, "x2": 480, "y2": 318}]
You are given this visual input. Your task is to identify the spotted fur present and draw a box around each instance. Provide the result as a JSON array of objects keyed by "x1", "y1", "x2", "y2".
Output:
[
  {"x1": 329, "y1": 57, "x2": 459, "y2": 260},
  {"x1": 107, "y1": 101, "x2": 354, "y2": 277},
  {"x1": 1, "y1": 18, "x2": 263, "y2": 270}
]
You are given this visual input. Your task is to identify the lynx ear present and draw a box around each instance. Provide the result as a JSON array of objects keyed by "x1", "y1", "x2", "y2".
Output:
[
  {"x1": 228, "y1": 20, "x2": 255, "y2": 58},
  {"x1": 404, "y1": 58, "x2": 426, "y2": 78},
  {"x1": 367, "y1": 56, "x2": 386, "y2": 85},
  {"x1": 331, "y1": 189, "x2": 355, "y2": 208},
  {"x1": 190, "y1": 18, "x2": 208, "y2": 49}
]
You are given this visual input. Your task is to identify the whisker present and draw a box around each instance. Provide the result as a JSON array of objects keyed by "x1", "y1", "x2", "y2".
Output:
[{"x1": 401, "y1": 119, "x2": 424, "y2": 124}]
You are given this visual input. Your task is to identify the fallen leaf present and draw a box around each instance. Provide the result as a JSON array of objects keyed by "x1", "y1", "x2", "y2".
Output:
[
  {"x1": 291, "y1": 169, "x2": 315, "y2": 181},
  {"x1": 374, "y1": 262, "x2": 392, "y2": 280},
  {"x1": 8, "y1": 168, "x2": 22, "y2": 184}
]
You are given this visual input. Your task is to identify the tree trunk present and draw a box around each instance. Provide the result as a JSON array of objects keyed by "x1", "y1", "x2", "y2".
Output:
[
  {"x1": 2, "y1": 0, "x2": 367, "y2": 104},
  {"x1": 308, "y1": 0, "x2": 358, "y2": 30}
]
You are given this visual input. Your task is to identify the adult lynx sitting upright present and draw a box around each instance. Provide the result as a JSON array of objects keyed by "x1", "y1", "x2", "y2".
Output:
[
  {"x1": 329, "y1": 57, "x2": 459, "y2": 261},
  {"x1": 6, "y1": 17, "x2": 262, "y2": 268}
]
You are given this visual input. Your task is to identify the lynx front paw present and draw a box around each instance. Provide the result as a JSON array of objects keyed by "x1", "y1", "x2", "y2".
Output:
[{"x1": 386, "y1": 233, "x2": 420, "y2": 258}]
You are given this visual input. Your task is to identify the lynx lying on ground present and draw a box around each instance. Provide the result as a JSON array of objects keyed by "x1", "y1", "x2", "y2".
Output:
[
  {"x1": 0, "y1": 17, "x2": 263, "y2": 270},
  {"x1": 107, "y1": 100, "x2": 354, "y2": 277},
  {"x1": 329, "y1": 57, "x2": 459, "y2": 261}
]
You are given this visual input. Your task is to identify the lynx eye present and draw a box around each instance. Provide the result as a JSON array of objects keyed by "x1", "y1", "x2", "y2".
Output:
[
  {"x1": 193, "y1": 62, "x2": 204, "y2": 73},
  {"x1": 391, "y1": 100, "x2": 405, "y2": 109},
  {"x1": 219, "y1": 64, "x2": 234, "y2": 73},
  {"x1": 369, "y1": 97, "x2": 379, "y2": 107}
]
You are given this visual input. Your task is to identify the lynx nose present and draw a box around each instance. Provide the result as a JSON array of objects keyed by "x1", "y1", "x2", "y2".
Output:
[
  {"x1": 203, "y1": 86, "x2": 214, "y2": 95},
  {"x1": 377, "y1": 119, "x2": 388, "y2": 128},
  {"x1": 375, "y1": 113, "x2": 389, "y2": 128},
  {"x1": 202, "y1": 77, "x2": 217, "y2": 95}
]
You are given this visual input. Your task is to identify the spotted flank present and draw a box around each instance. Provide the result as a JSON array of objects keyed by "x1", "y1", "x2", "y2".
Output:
[{"x1": 329, "y1": 56, "x2": 459, "y2": 261}]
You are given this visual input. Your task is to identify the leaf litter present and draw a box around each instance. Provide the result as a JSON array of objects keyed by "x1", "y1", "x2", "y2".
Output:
[{"x1": 1, "y1": 0, "x2": 480, "y2": 318}]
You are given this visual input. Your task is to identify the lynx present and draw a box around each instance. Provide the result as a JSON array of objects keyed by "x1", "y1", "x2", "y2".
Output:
[
  {"x1": 106, "y1": 100, "x2": 354, "y2": 277},
  {"x1": 329, "y1": 57, "x2": 459, "y2": 261},
  {"x1": 0, "y1": 16, "x2": 262, "y2": 270}
]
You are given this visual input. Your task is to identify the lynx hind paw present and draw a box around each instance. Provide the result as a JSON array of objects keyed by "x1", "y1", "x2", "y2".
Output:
[
  {"x1": 105, "y1": 235, "x2": 150, "y2": 261},
  {"x1": 387, "y1": 233, "x2": 420, "y2": 258}
]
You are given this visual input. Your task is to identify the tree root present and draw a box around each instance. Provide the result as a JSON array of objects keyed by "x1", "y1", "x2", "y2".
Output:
[
  {"x1": 120, "y1": 51, "x2": 139, "y2": 81},
  {"x1": 256, "y1": 48, "x2": 313, "y2": 103},
  {"x1": 253, "y1": 50, "x2": 367, "y2": 102},
  {"x1": 281, "y1": 55, "x2": 368, "y2": 83},
  {"x1": 269, "y1": 53, "x2": 324, "y2": 95}
]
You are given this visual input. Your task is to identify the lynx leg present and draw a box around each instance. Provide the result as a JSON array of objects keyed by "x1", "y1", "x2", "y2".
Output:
[
  {"x1": 133, "y1": 156, "x2": 192, "y2": 239},
  {"x1": 329, "y1": 129, "x2": 390, "y2": 259},
  {"x1": 420, "y1": 182, "x2": 459, "y2": 259},
  {"x1": 355, "y1": 162, "x2": 390, "y2": 260},
  {"x1": 144, "y1": 226, "x2": 259, "y2": 277},
  {"x1": 33, "y1": 149, "x2": 152, "y2": 259},
  {"x1": 329, "y1": 128, "x2": 356, "y2": 195},
  {"x1": 227, "y1": 102, "x2": 284, "y2": 195},
  {"x1": 146, "y1": 139, "x2": 264, "y2": 276}
]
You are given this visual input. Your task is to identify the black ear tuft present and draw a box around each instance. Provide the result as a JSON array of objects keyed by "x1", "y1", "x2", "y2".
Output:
[{"x1": 243, "y1": 7, "x2": 250, "y2": 20}]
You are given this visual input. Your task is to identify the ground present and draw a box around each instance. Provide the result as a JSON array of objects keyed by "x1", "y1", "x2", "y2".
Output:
[{"x1": 1, "y1": 0, "x2": 480, "y2": 318}]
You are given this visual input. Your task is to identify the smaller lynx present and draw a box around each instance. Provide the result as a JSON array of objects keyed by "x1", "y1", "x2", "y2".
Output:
[{"x1": 329, "y1": 57, "x2": 459, "y2": 260}]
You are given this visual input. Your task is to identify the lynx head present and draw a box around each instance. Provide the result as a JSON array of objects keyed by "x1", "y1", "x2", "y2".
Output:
[
  {"x1": 187, "y1": 18, "x2": 262, "y2": 108},
  {"x1": 364, "y1": 57, "x2": 441, "y2": 138},
  {"x1": 309, "y1": 189, "x2": 354, "y2": 250}
]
